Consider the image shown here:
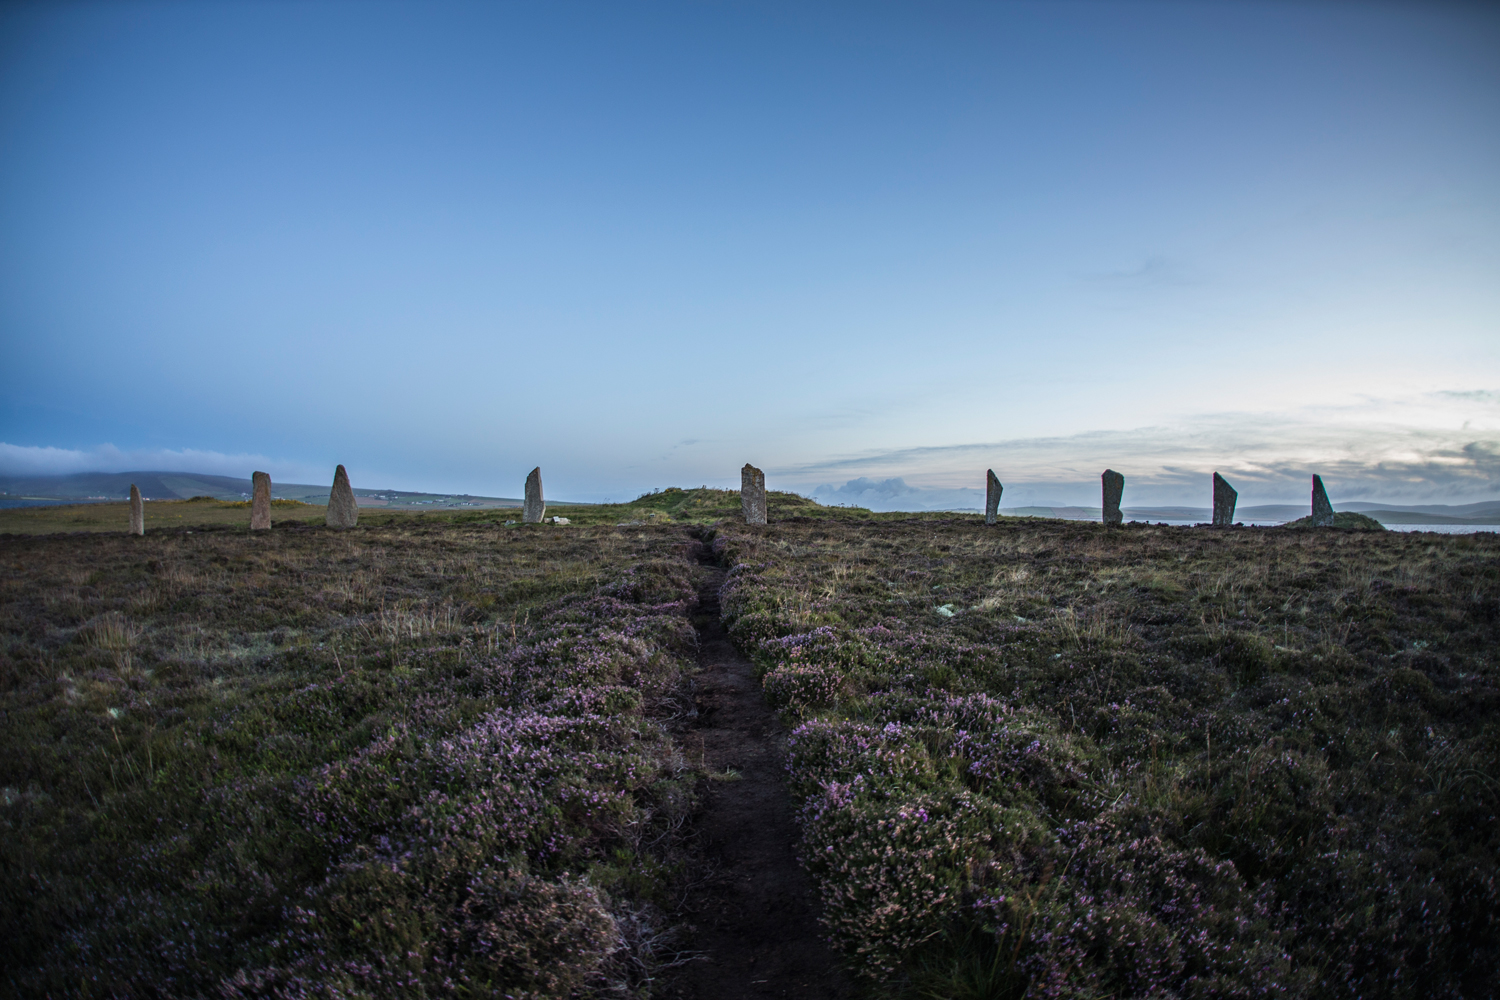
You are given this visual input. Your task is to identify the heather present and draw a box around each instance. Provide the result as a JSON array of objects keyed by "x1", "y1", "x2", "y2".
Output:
[
  {"x1": 1, "y1": 519, "x2": 709, "y2": 996},
  {"x1": 713, "y1": 518, "x2": 1500, "y2": 998}
]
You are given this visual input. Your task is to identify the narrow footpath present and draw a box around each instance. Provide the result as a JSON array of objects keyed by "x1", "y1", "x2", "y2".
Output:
[{"x1": 661, "y1": 558, "x2": 854, "y2": 1000}]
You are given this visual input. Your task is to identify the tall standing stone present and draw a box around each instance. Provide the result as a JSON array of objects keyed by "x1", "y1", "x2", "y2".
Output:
[
  {"x1": 250, "y1": 471, "x2": 272, "y2": 531},
  {"x1": 985, "y1": 470, "x2": 1003, "y2": 525},
  {"x1": 128, "y1": 484, "x2": 144, "y2": 536},
  {"x1": 1212, "y1": 472, "x2": 1238, "y2": 527},
  {"x1": 1311, "y1": 474, "x2": 1335, "y2": 527},
  {"x1": 1101, "y1": 469, "x2": 1124, "y2": 526},
  {"x1": 741, "y1": 464, "x2": 767, "y2": 525},
  {"x1": 326, "y1": 465, "x2": 358, "y2": 528},
  {"x1": 523, "y1": 467, "x2": 546, "y2": 523}
]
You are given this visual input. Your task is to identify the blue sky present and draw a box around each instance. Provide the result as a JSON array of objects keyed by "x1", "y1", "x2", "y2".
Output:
[{"x1": 2, "y1": 0, "x2": 1496, "y2": 507}]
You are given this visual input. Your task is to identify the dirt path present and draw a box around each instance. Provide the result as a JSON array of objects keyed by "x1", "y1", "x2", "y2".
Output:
[{"x1": 660, "y1": 559, "x2": 854, "y2": 1000}]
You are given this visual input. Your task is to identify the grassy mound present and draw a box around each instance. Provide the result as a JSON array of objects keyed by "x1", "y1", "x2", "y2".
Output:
[
  {"x1": 536, "y1": 487, "x2": 865, "y2": 526},
  {"x1": 1282, "y1": 511, "x2": 1386, "y2": 530}
]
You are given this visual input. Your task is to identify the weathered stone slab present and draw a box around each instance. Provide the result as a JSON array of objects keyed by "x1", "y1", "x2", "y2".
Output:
[
  {"x1": 326, "y1": 465, "x2": 358, "y2": 528},
  {"x1": 129, "y1": 484, "x2": 144, "y2": 536},
  {"x1": 741, "y1": 464, "x2": 767, "y2": 525},
  {"x1": 1101, "y1": 469, "x2": 1124, "y2": 526},
  {"x1": 1311, "y1": 475, "x2": 1335, "y2": 526},
  {"x1": 251, "y1": 471, "x2": 272, "y2": 531},
  {"x1": 523, "y1": 467, "x2": 546, "y2": 523},
  {"x1": 1212, "y1": 472, "x2": 1238, "y2": 527},
  {"x1": 986, "y1": 470, "x2": 1003, "y2": 525}
]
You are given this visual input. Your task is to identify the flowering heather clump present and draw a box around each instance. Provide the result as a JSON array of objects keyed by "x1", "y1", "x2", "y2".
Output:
[
  {"x1": 802, "y1": 787, "x2": 1006, "y2": 978},
  {"x1": 760, "y1": 625, "x2": 873, "y2": 673},
  {"x1": 715, "y1": 517, "x2": 1500, "y2": 998},
  {"x1": 764, "y1": 663, "x2": 847, "y2": 713},
  {"x1": 0, "y1": 521, "x2": 708, "y2": 996}
]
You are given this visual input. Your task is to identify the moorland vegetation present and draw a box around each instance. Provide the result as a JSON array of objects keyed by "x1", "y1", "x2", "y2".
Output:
[
  {"x1": 0, "y1": 487, "x2": 860, "y2": 536},
  {"x1": 2, "y1": 490, "x2": 1496, "y2": 999},
  {"x1": 2, "y1": 515, "x2": 714, "y2": 996},
  {"x1": 0, "y1": 497, "x2": 328, "y2": 536},
  {"x1": 714, "y1": 516, "x2": 1498, "y2": 998}
]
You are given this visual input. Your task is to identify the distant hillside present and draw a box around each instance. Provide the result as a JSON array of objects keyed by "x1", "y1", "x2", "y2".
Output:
[
  {"x1": 0, "y1": 471, "x2": 552, "y2": 510},
  {"x1": 0, "y1": 471, "x2": 260, "y2": 502},
  {"x1": 1339, "y1": 500, "x2": 1500, "y2": 518},
  {"x1": 1352, "y1": 509, "x2": 1500, "y2": 525}
]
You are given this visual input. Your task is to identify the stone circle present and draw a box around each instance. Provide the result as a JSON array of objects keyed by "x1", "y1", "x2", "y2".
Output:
[
  {"x1": 1312, "y1": 475, "x2": 1335, "y2": 527},
  {"x1": 523, "y1": 467, "x2": 546, "y2": 523},
  {"x1": 1212, "y1": 472, "x2": 1238, "y2": 527},
  {"x1": 129, "y1": 484, "x2": 144, "y2": 536},
  {"x1": 1101, "y1": 470, "x2": 1124, "y2": 526},
  {"x1": 741, "y1": 464, "x2": 767, "y2": 525},
  {"x1": 251, "y1": 471, "x2": 272, "y2": 531},
  {"x1": 326, "y1": 465, "x2": 358, "y2": 528}
]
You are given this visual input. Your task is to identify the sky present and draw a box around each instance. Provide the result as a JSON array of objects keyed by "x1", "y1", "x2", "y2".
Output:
[{"x1": 1, "y1": 0, "x2": 1497, "y2": 509}]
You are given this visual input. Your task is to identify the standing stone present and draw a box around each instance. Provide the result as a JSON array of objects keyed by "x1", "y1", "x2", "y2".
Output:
[
  {"x1": 1212, "y1": 472, "x2": 1238, "y2": 527},
  {"x1": 1101, "y1": 469, "x2": 1124, "y2": 526},
  {"x1": 522, "y1": 467, "x2": 546, "y2": 523},
  {"x1": 1311, "y1": 474, "x2": 1335, "y2": 527},
  {"x1": 985, "y1": 470, "x2": 1003, "y2": 525},
  {"x1": 326, "y1": 465, "x2": 358, "y2": 528},
  {"x1": 250, "y1": 471, "x2": 272, "y2": 531},
  {"x1": 741, "y1": 464, "x2": 767, "y2": 525},
  {"x1": 128, "y1": 484, "x2": 144, "y2": 536}
]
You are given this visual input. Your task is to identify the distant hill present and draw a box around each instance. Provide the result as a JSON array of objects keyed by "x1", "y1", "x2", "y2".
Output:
[
  {"x1": 1349, "y1": 509, "x2": 1500, "y2": 525},
  {"x1": 0, "y1": 471, "x2": 259, "y2": 502},
  {"x1": 0, "y1": 471, "x2": 534, "y2": 510},
  {"x1": 1338, "y1": 500, "x2": 1500, "y2": 518}
]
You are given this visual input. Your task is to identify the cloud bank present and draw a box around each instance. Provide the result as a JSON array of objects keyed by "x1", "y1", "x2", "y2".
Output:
[
  {"x1": 783, "y1": 392, "x2": 1500, "y2": 507},
  {"x1": 5, "y1": 392, "x2": 1496, "y2": 509},
  {"x1": 811, "y1": 477, "x2": 984, "y2": 512},
  {"x1": 0, "y1": 443, "x2": 326, "y2": 484}
]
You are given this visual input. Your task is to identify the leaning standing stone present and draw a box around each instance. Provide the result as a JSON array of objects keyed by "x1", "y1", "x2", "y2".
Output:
[
  {"x1": 129, "y1": 484, "x2": 144, "y2": 536},
  {"x1": 741, "y1": 464, "x2": 767, "y2": 525},
  {"x1": 1101, "y1": 469, "x2": 1124, "y2": 526},
  {"x1": 326, "y1": 465, "x2": 358, "y2": 528},
  {"x1": 1311, "y1": 475, "x2": 1335, "y2": 526},
  {"x1": 986, "y1": 470, "x2": 1003, "y2": 525},
  {"x1": 1212, "y1": 473, "x2": 1238, "y2": 526},
  {"x1": 523, "y1": 467, "x2": 546, "y2": 523},
  {"x1": 250, "y1": 471, "x2": 272, "y2": 531}
]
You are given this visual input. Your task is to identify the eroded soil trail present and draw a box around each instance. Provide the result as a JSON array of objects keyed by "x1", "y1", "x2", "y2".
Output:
[{"x1": 662, "y1": 560, "x2": 854, "y2": 1000}]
